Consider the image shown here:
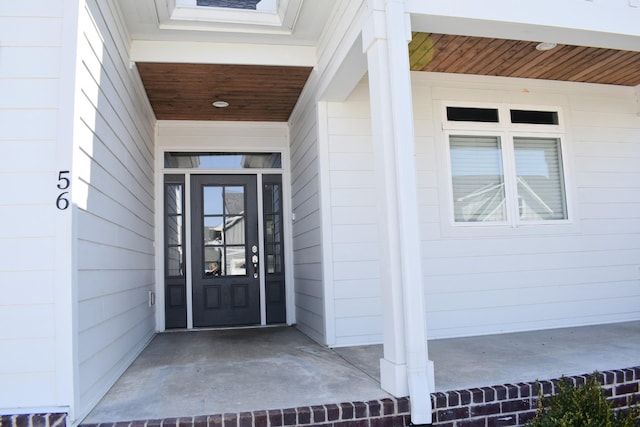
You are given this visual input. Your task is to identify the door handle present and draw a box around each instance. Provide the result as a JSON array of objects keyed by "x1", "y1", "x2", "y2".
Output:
[{"x1": 252, "y1": 253, "x2": 259, "y2": 279}]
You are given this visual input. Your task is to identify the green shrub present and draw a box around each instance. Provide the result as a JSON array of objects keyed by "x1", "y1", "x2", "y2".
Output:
[{"x1": 527, "y1": 375, "x2": 639, "y2": 427}]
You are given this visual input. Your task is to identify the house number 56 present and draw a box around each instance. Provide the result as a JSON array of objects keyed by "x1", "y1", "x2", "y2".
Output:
[{"x1": 56, "y1": 170, "x2": 70, "y2": 210}]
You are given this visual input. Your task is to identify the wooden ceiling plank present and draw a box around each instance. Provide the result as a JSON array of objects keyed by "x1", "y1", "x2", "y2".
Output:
[
  {"x1": 465, "y1": 38, "x2": 519, "y2": 76},
  {"x1": 137, "y1": 62, "x2": 312, "y2": 121},
  {"x1": 532, "y1": 45, "x2": 592, "y2": 80},
  {"x1": 425, "y1": 34, "x2": 473, "y2": 73},
  {"x1": 487, "y1": 40, "x2": 538, "y2": 77},
  {"x1": 438, "y1": 36, "x2": 495, "y2": 75},
  {"x1": 564, "y1": 49, "x2": 629, "y2": 83},
  {"x1": 409, "y1": 33, "x2": 443, "y2": 71},
  {"x1": 579, "y1": 51, "x2": 639, "y2": 84}
]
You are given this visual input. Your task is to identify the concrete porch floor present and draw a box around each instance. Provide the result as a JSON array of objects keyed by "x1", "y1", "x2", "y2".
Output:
[{"x1": 82, "y1": 321, "x2": 640, "y2": 424}]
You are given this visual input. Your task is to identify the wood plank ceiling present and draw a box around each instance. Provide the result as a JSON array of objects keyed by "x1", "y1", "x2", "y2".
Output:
[
  {"x1": 136, "y1": 63, "x2": 313, "y2": 121},
  {"x1": 410, "y1": 33, "x2": 640, "y2": 86},
  {"x1": 137, "y1": 33, "x2": 640, "y2": 121}
]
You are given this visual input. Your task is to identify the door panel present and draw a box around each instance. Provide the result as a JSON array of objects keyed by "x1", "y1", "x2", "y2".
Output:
[{"x1": 191, "y1": 174, "x2": 260, "y2": 327}]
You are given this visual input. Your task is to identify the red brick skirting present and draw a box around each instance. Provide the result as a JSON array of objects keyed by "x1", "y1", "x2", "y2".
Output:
[
  {"x1": 0, "y1": 413, "x2": 67, "y2": 427},
  {"x1": 430, "y1": 367, "x2": 640, "y2": 426},
  {"x1": 79, "y1": 398, "x2": 411, "y2": 427},
  {"x1": 6, "y1": 367, "x2": 639, "y2": 427}
]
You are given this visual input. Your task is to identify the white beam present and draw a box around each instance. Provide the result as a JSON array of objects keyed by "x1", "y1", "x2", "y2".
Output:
[
  {"x1": 406, "y1": 0, "x2": 640, "y2": 51},
  {"x1": 320, "y1": 34, "x2": 367, "y2": 102},
  {"x1": 130, "y1": 40, "x2": 317, "y2": 66}
]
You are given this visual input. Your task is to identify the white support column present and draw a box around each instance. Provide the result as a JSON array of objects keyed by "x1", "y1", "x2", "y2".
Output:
[
  {"x1": 635, "y1": 85, "x2": 640, "y2": 116},
  {"x1": 362, "y1": 0, "x2": 433, "y2": 424}
]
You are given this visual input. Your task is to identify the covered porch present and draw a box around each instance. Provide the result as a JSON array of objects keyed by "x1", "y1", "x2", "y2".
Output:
[{"x1": 81, "y1": 321, "x2": 640, "y2": 425}]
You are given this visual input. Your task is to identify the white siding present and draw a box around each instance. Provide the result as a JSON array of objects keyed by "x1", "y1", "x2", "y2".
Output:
[
  {"x1": 287, "y1": 0, "x2": 367, "y2": 346},
  {"x1": 0, "y1": 0, "x2": 67, "y2": 411},
  {"x1": 289, "y1": 100, "x2": 326, "y2": 344},
  {"x1": 417, "y1": 73, "x2": 640, "y2": 339},
  {"x1": 325, "y1": 73, "x2": 640, "y2": 345},
  {"x1": 326, "y1": 84, "x2": 383, "y2": 346},
  {"x1": 74, "y1": 0, "x2": 156, "y2": 420}
]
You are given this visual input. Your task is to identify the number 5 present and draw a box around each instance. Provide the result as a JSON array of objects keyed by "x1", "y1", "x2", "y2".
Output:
[{"x1": 57, "y1": 170, "x2": 70, "y2": 190}]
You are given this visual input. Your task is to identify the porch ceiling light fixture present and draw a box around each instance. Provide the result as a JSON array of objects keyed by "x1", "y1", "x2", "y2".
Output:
[
  {"x1": 212, "y1": 100, "x2": 230, "y2": 108},
  {"x1": 536, "y1": 42, "x2": 557, "y2": 51}
]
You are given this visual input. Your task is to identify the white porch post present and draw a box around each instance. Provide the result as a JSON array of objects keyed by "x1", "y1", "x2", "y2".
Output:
[{"x1": 362, "y1": 0, "x2": 433, "y2": 424}]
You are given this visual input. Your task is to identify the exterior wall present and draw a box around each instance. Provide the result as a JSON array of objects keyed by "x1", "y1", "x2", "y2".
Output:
[
  {"x1": 289, "y1": 100, "x2": 326, "y2": 344},
  {"x1": 418, "y1": 72, "x2": 640, "y2": 339},
  {"x1": 0, "y1": 0, "x2": 73, "y2": 414},
  {"x1": 74, "y1": 0, "x2": 156, "y2": 420},
  {"x1": 325, "y1": 85, "x2": 381, "y2": 347},
  {"x1": 288, "y1": 0, "x2": 367, "y2": 346},
  {"x1": 325, "y1": 72, "x2": 640, "y2": 345}
]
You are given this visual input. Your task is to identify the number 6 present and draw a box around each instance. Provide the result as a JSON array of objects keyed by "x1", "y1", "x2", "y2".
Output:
[{"x1": 56, "y1": 192, "x2": 70, "y2": 210}]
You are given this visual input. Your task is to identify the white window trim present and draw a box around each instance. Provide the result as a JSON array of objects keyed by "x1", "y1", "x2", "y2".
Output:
[{"x1": 436, "y1": 102, "x2": 579, "y2": 237}]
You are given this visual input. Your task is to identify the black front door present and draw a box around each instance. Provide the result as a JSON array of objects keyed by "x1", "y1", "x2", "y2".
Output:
[{"x1": 191, "y1": 174, "x2": 260, "y2": 327}]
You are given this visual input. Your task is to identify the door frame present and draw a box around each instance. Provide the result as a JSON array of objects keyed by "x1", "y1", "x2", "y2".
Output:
[{"x1": 154, "y1": 148, "x2": 294, "y2": 331}]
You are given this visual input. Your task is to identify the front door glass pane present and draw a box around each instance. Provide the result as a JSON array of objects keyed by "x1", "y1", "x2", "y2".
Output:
[
  {"x1": 202, "y1": 185, "x2": 247, "y2": 277},
  {"x1": 203, "y1": 187, "x2": 223, "y2": 215},
  {"x1": 225, "y1": 247, "x2": 246, "y2": 275}
]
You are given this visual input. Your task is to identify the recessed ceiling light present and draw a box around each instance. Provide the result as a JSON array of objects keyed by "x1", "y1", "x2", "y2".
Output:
[
  {"x1": 212, "y1": 101, "x2": 229, "y2": 108},
  {"x1": 536, "y1": 42, "x2": 557, "y2": 51}
]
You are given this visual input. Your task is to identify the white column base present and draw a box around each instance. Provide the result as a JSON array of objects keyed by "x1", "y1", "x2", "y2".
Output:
[
  {"x1": 380, "y1": 357, "x2": 409, "y2": 396},
  {"x1": 379, "y1": 359, "x2": 436, "y2": 401},
  {"x1": 427, "y1": 359, "x2": 435, "y2": 392}
]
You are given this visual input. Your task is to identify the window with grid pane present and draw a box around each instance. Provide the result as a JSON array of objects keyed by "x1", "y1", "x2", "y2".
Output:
[{"x1": 443, "y1": 104, "x2": 569, "y2": 226}]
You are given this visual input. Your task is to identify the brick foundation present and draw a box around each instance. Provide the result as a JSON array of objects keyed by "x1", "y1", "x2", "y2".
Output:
[
  {"x1": 0, "y1": 413, "x2": 67, "y2": 427},
  {"x1": 430, "y1": 367, "x2": 640, "y2": 426},
  {"x1": 64, "y1": 366, "x2": 640, "y2": 427},
  {"x1": 79, "y1": 398, "x2": 411, "y2": 427}
]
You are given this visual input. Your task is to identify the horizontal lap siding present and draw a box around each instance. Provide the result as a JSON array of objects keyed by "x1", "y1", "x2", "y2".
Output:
[
  {"x1": 0, "y1": 1, "x2": 64, "y2": 409},
  {"x1": 327, "y1": 83, "x2": 383, "y2": 346},
  {"x1": 416, "y1": 73, "x2": 640, "y2": 339},
  {"x1": 290, "y1": 99, "x2": 326, "y2": 344},
  {"x1": 325, "y1": 73, "x2": 640, "y2": 345},
  {"x1": 75, "y1": 1, "x2": 156, "y2": 419}
]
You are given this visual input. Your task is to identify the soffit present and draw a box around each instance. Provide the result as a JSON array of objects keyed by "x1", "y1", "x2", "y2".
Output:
[
  {"x1": 136, "y1": 62, "x2": 313, "y2": 121},
  {"x1": 410, "y1": 33, "x2": 640, "y2": 86},
  {"x1": 120, "y1": 1, "x2": 640, "y2": 122}
]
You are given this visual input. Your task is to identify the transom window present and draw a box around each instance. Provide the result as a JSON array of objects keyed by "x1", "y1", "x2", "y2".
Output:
[{"x1": 444, "y1": 104, "x2": 568, "y2": 226}]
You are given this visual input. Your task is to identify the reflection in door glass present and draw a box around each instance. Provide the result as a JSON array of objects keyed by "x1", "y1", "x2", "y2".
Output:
[
  {"x1": 225, "y1": 247, "x2": 246, "y2": 275},
  {"x1": 202, "y1": 185, "x2": 247, "y2": 277},
  {"x1": 166, "y1": 183, "x2": 184, "y2": 277},
  {"x1": 203, "y1": 187, "x2": 223, "y2": 215},
  {"x1": 263, "y1": 183, "x2": 283, "y2": 274},
  {"x1": 224, "y1": 187, "x2": 244, "y2": 214}
]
